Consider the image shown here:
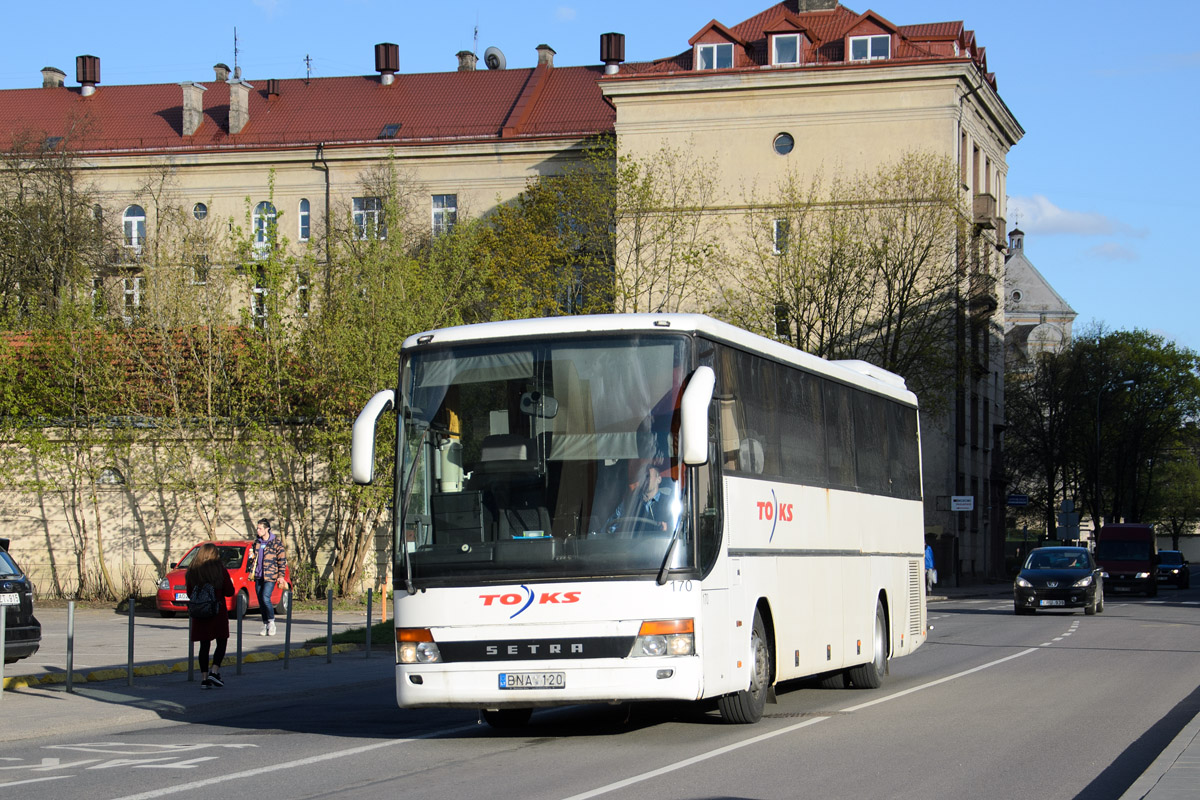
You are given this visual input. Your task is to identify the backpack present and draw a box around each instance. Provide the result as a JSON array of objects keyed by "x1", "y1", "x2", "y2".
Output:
[{"x1": 188, "y1": 582, "x2": 219, "y2": 620}]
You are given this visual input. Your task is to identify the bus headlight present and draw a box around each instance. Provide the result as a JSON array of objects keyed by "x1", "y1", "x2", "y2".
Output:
[
  {"x1": 631, "y1": 619, "x2": 694, "y2": 657},
  {"x1": 397, "y1": 628, "x2": 441, "y2": 664}
]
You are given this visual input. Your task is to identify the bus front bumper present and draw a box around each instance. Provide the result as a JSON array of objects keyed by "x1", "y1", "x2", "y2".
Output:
[{"x1": 395, "y1": 659, "x2": 705, "y2": 709}]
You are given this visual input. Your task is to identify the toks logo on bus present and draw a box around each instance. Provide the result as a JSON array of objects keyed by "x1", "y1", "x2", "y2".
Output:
[
  {"x1": 479, "y1": 585, "x2": 582, "y2": 619},
  {"x1": 756, "y1": 489, "x2": 794, "y2": 543}
]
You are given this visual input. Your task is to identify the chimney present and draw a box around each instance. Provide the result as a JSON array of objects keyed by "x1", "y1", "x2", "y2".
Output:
[
  {"x1": 600, "y1": 33, "x2": 625, "y2": 75},
  {"x1": 214, "y1": 63, "x2": 230, "y2": 82},
  {"x1": 76, "y1": 54, "x2": 100, "y2": 96},
  {"x1": 375, "y1": 42, "x2": 399, "y2": 85},
  {"x1": 180, "y1": 81, "x2": 207, "y2": 136},
  {"x1": 41, "y1": 67, "x2": 66, "y2": 88},
  {"x1": 536, "y1": 44, "x2": 555, "y2": 68},
  {"x1": 228, "y1": 79, "x2": 252, "y2": 134},
  {"x1": 456, "y1": 50, "x2": 478, "y2": 71},
  {"x1": 267, "y1": 78, "x2": 280, "y2": 98}
]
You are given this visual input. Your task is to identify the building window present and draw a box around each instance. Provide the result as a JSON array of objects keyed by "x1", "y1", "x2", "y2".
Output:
[
  {"x1": 92, "y1": 276, "x2": 105, "y2": 317},
  {"x1": 192, "y1": 202, "x2": 208, "y2": 221},
  {"x1": 773, "y1": 219, "x2": 790, "y2": 255},
  {"x1": 772, "y1": 34, "x2": 800, "y2": 65},
  {"x1": 299, "y1": 199, "x2": 310, "y2": 242},
  {"x1": 253, "y1": 201, "x2": 277, "y2": 256},
  {"x1": 773, "y1": 132, "x2": 795, "y2": 156},
  {"x1": 192, "y1": 255, "x2": 210, "y2": 286},
  {"x1": 252, "y1": 267, "x2": 268, "y2": 329},
  {"x1": 432, "y1": 194, "x2": 457, "y2": 235},
  {"x1": 122, "y1": 275, "x2": 143, "y2": 324},
  {"x1": 298, "y1": 272, "x2": 310, "y2": 317},
  {"x1": 849, "y1": 35, "x2": 890, "y2": 61},
  {"x1": 695, "y1": 42, "x2": 733, "y2": 70},
  {"x1": 353, "y1": 196, "x2": 385, "y2": 240},
  {"x1": 123, "y1": 205, "x2": 146, "y2": 249}
]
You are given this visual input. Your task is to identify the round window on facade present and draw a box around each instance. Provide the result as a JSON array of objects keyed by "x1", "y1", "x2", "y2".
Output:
[
  {"x1": 1011, "y1": 290, "x2": 1023, "y2": 303},
  {"x1": 193, "y1": 202, "x2": 208, "y2": 221},
  {"x1": 773, "y1": 132, "x2": 795, "y2": 156}
]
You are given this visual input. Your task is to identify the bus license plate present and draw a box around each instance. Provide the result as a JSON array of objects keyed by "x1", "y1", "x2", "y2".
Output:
[
  {"x1": 175, "y1": 592, "x2": 189, "y2": 601},
  {"x1": 1039, "y1": 599, "x2": 1066, "y2": 607},
  {"x1": 499, "y1": 672, "x2": 565, "y2": 690},
  {"x1": 0, "y1": 592, "x2": 18, "y2": 605}
]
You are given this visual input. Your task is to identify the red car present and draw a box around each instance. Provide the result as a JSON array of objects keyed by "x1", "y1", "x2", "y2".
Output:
[{"x1": 156, "y1": 540, "x2": 289, "y2": 618}]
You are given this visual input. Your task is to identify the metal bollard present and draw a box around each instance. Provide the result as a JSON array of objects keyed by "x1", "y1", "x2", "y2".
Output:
[
  {"x1": 66, "y1": 601, "x2": 75, "y2": 693},
  {"x1": 283, "y1": 589, "x2": 293, "y2": 670},
  {"x1": 236, "y1": 591, "x2": 247, "y2": 675},
  {"x1": 326, "y1": 588, "x2": 333, "y2": 664},
  {"x1": 127, "y1": 595, "x2": 136, "y2": 686},
  {"x1": 366, "y1": 588, "x2": 373, "y2": 659}
]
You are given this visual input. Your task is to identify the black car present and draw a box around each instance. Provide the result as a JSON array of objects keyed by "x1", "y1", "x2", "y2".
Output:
[
  {"x1": 1157, "y1": 550, "x2": 1191, "y2": 589},
  {"x1": 1, "y1": 537, "x2": 42, "y2": 664},
  {"x1": 1014, "y1": 546, "x2": 1104, "y2": 615}
]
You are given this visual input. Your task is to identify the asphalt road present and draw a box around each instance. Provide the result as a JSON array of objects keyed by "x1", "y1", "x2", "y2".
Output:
[{"x1": 3, "y1": 586, "x2": 1199, "y2": 800}]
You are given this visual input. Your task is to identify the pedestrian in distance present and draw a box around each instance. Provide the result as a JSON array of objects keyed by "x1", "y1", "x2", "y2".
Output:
[
  {"x1": 249, "y1": 518, "x2": 289, "y2": 636},
  {"x1": 925, "y1": 543, "x2": 937, "y2": 594},
  {"x1": 185, "y1": 542, "x2": 235, "y2": 689}
]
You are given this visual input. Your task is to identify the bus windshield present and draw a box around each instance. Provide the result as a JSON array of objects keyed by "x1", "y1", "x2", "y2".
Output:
[{"x1": 397, "y1": 334, "x2": 696, "y2": 584}]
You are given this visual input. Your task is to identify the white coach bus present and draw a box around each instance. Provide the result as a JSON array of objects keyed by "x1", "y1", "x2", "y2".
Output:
[{"x1": 351, "y1": 314, "x2": 927, "y2": 727}]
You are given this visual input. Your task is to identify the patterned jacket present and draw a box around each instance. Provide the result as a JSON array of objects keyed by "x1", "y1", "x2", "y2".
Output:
[{"x1": 251, "y1": 533, "x2": 288, "y2": 582}]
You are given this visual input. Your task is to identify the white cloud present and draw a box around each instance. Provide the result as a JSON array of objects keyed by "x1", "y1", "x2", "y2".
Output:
[
  {"x1": 1008, "y1": 194, "x2": 1148, "y2": 238},
  {"x1": 1086, "y1": 242, "x2": 1139, "y2": 262},
  {"x1": 555, "y1": 6, "x2": 577, "y2": 22}
]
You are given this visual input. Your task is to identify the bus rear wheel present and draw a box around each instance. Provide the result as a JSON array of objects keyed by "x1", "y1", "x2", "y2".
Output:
[
  {"x1": 718, "y1": 611, "x2": 771, "y2": 724},
  {"x1": 846, "y1": 599, "x2": 887, "y2": 689},
  {"x1": 481, "y1": 708, "x2": 532, "y2": 729}
]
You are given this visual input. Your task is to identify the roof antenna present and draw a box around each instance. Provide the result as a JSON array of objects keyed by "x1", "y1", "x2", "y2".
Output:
[
  {"x1": 473, "y1": 19, "x2": 479, "y2": 56},
  {"x1": 304, "y1": 54, "x2": 312, "y2": 85},
  {"x1": 233, "y1": 27, "x2": 241, "y2": 80}
]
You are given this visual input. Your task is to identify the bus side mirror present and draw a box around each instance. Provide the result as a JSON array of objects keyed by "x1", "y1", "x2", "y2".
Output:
[
  {"x1": 352, "y1": 389, "x2": 395, "y2": 484},
  {"x1": 680, "y1": 366, "x2": 715, "y2": 466}
]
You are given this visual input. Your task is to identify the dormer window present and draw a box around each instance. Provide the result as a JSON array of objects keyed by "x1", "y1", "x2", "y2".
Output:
[
  {"x1": 849, "y1": 34, "x2": 890, "y2": 61},
  {"x1": 772, "y1": 34, "x2": 801, "y2": 66},
  {"x1": 696, "y1": 42, "x2": 733, "y2": 70}
]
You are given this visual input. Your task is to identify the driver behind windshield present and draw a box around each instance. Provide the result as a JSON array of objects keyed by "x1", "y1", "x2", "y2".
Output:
[{"x1": 607, "y1": 465, "x2": 672, "y2": 534}]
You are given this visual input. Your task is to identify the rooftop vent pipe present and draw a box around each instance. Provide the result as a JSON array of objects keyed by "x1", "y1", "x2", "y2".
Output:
[
  {"x1": 228, "y1": 79, "x2": 252, "y2": 134},
  {"x1": 536, "y1": 44, "x2": 555, "y2": 68},
  {"x1": 214, "y1": 63, "x2": 230, "y2": 82},
  {"x1": 375, "y1": 43, "x2": 399, "y2": 85},
  {"x1": 76, "y1": 54, "x2": 100, "y2": 96},
  {"x1": 180, "y1": 81, "x2": 207, "y2": 136},
  {"x1": 456, "y1": 50, "x2": 478, "y2": 71},
  {"x1": 600, "y1": 33, "x2": 625, "y2": 75}
]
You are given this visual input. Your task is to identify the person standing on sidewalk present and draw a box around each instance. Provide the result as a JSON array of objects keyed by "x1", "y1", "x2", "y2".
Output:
[
  {"x1": 249, "y1": 518, "x2": 289, "y2": 636},
  {"x1": 925, "y1": 543, "x2": 937, "y2": 594},
  {"x1": 185, "y1": 543, "x2": 235, "y2": 689}
]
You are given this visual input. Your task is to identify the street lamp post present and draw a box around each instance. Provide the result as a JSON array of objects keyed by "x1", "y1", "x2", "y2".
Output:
[{"x1": 1094, "y1": 379, "x2": 1135, "y2": 531}]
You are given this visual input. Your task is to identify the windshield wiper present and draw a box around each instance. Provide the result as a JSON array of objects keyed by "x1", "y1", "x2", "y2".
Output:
[{"x1": 656, "y1": 529, "x2": 681, "y2": 586}]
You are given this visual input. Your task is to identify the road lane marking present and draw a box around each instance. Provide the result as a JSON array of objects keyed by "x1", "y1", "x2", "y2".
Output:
[
  {"x1": 839, "y1": 648, "x2": 1040, "y2": 713},
  {"x1": 105, "y1": 724, "x2": 478, "y2": 800},
  {"x1": 557, "y1": 717, "x2": 831, "y2": 800},
  {"x1": 0, "y1": 775, "x2": 73, "y2": 788}
]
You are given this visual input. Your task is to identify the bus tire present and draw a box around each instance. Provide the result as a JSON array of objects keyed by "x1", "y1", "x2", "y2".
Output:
[
  {"x1": 481, "y1": 708, "x2": 533, "y2": 729},
  {"x1": 847, "y1": 599, "x2": 887, "y2": 690},
  {"x1": 717, "y1": 611, "x2": 771, "y2": 724},
  {"x1": 817, "y1": 672, "x2": 846, "y2": 689}
]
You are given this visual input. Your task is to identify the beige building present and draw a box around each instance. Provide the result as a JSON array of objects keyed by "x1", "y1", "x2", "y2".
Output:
[{"x1": 0, "y1": 1, "x2": 1022, "y2": 592}]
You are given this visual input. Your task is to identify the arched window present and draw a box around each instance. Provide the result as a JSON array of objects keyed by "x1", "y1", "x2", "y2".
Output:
[
  {"x1": 298, "y1": 199, "x2": 310, "y2": 241},
  {"x1": 123, "y1": 205, "x2": 146, "y2": 249},
  {"x1": 253, "y1": 201, "x2": 277, "y2": 254}
]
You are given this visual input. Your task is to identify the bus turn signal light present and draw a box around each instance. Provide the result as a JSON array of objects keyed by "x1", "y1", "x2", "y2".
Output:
[
  {"x1": 631, "y1": 619, "x2": 694, "y2": 657},
  {"x1": 397, "y1": 628, "x2": 441, "y2": 664}
]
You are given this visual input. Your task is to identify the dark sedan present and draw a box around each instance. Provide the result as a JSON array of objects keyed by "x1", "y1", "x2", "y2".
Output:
[
  {"x1": 1014, "y1": 546, "x2": 1104, "y2": 616},
  {"x1": 1, "y1": 537, "x2": 41, "y2": 664},
  {"x1": 1157, "y1": 550, "x2": 1191, "y2": 589}
]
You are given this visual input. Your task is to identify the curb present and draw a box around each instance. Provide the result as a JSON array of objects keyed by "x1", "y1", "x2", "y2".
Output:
[{"x1": 2, "y1": 642, "x2": 361, "y2": 691}]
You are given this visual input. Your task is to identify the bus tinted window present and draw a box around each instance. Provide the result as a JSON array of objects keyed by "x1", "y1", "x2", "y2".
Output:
[
  {"x1": 779, "y1": 366, "x2": 826, "y2": 484},
  {"x1": 824, "y1": 381, "x2": 856, "y2": 489}
]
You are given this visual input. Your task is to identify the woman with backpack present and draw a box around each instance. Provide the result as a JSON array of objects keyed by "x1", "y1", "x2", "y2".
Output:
[{"x1": 185, "y1": 542, "x2": 235, "y2": 689}]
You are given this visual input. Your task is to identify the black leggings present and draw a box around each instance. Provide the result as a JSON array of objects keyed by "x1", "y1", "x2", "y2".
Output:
[{"x1": 198, "y1": 638, "x2": 227, "y2": 673}]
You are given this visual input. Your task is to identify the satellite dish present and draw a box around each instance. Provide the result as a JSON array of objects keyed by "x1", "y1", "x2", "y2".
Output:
[{"x1": 484, "y1": 46, "x2": 506, "y2": 70}]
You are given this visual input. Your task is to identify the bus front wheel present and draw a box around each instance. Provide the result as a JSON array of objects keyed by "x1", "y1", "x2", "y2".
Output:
[
  {"x1": 846, "y1": 599, "x2": 887, "y2": 689},
  {"x1": 717, "y1": 611, "x2": 771, "y2": 724},
  {"x1": 481, "y1": 708, "x2": 532, "y2": 729}
]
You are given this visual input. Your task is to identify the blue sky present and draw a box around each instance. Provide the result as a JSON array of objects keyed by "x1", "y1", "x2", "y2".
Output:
[{"x1": 2, "y1": 1, "x2": 1197, "y2": 350}]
